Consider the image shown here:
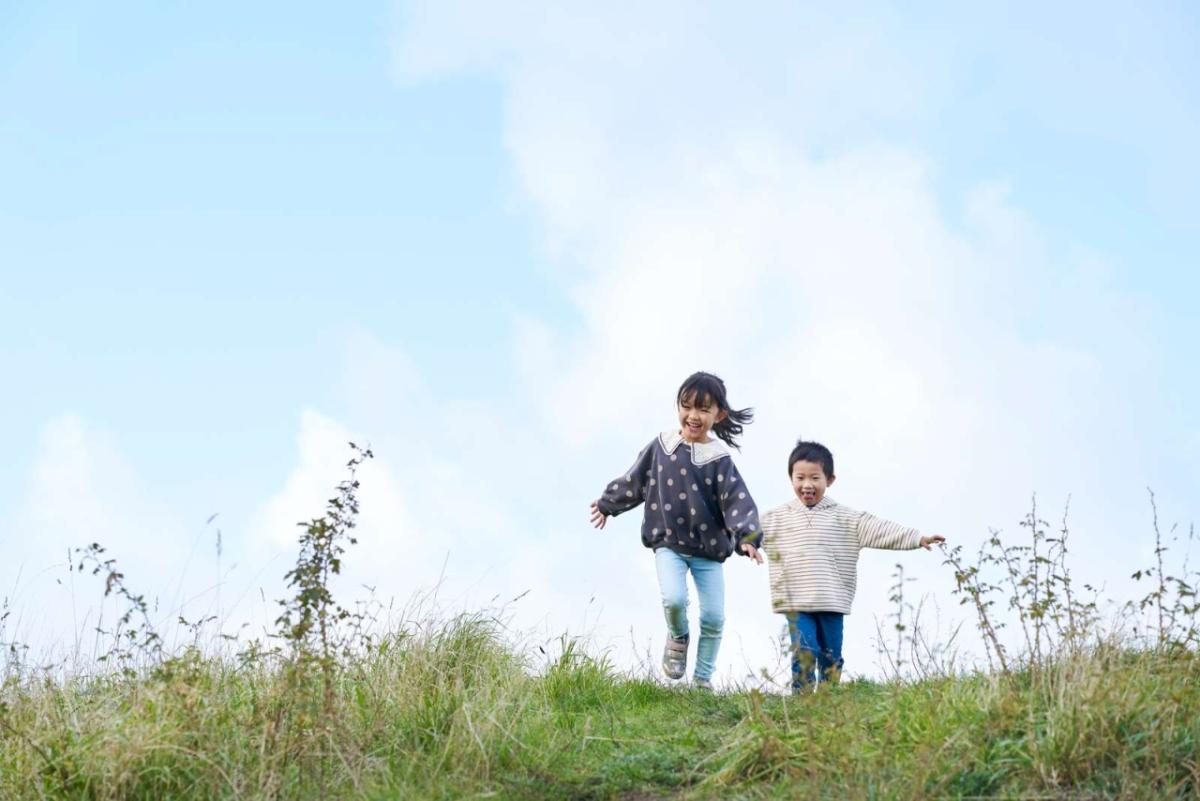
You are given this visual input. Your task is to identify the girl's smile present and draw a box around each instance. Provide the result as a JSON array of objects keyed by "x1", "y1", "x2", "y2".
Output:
[{"x1": 678, "y1": 393, "x2": 726, "y2": 444}]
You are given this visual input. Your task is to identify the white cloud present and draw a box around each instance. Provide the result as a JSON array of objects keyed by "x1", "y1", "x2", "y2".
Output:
[
  {"x1": 4, "y1": 415, "x2": 193, "y2": 661},
  {"x1": 244, "y1": 409, "x2": 418, "y2": 616},
  {"x1": 250, "y1": 411, "x2": 379, "y2": 550},
  {"x1": 388, "y1": 1, "x2": 1196, "y2": 683}
]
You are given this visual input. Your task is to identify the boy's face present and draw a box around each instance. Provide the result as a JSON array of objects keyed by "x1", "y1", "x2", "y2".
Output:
[{"x1": 790, "y1": 460, "x2": 834, "y2": 507}]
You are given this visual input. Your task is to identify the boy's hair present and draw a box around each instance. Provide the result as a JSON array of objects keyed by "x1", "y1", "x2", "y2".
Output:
[
  {"x1": 677, "y1": 371, "x2": 753, "y2": 449},
  {"x1": 787, "y1": 440, "x2": 835, "y2": 479}
]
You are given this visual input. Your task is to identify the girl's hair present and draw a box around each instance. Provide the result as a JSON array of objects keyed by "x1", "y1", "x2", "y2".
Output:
[{"x1": 676, "y1": 371, "x2": 754, "y2": 449}]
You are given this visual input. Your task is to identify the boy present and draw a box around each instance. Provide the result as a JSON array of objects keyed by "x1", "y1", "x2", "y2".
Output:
[{"x1": 760, "y1": 440, "x2": 945, "y2": 692}]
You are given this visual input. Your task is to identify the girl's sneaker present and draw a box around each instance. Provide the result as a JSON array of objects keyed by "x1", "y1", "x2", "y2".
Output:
[
  {"x1": 693, "y1": 677, "x2": 713, "y2": 692},
  {"x1": 662, "y1": 634, "x2": 688, "y2": 679}
]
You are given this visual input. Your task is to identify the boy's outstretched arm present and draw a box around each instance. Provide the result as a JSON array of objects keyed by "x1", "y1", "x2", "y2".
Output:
[{"x1": 856, "y1": 511, "x2": 925, "y2": 551}]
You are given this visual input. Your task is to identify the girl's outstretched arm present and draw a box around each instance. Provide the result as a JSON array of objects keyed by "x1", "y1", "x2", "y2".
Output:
[
  {"x1": 716, "y1": 460, "x2": 762, "y2": 560},
  {"x1": 739, "y1": 541, "x2": 764, "y2": 564},
  {"x1": 592, "y1": 440, "x2": 655, "y2": 524},
  {"x1": 589, "y1": 500, "x2": 608, "y2": 529}
]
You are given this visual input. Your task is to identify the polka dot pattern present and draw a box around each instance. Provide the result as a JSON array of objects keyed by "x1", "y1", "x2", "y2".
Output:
[{"x1": 601, "y1": 434, "x2": 760, "y2": 563}]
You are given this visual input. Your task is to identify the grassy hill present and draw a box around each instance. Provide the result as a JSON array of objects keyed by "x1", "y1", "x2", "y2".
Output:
[
  {"x1": 2, "y1": 615, "x2": 1199, "y2": 800},
  {"x1": 4, "y1": 454, "x2": 1196, "y2": 799}
]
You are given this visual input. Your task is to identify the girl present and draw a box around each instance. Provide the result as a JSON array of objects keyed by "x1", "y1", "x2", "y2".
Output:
[{"x1": 590, "y1": 371, "x2": 763, "y2": 689}]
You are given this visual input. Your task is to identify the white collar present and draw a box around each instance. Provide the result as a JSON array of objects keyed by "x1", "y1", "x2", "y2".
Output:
[{"x1": 658, "y1": 430, "x2": 730, "y2": 466}]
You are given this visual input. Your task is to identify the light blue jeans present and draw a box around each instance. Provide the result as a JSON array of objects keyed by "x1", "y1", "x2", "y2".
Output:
[{"x1": 654, "y1": 548, "x2": 725, "y2": 681}]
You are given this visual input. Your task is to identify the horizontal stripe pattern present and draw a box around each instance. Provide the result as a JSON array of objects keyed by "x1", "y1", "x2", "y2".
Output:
[{"x1": 760, "y1": 497, "x2": 921, "y2": 614}]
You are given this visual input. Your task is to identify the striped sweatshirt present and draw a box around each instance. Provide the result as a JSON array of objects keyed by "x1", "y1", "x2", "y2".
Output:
[{"x1": 760, "y1": 496, "x2": 922, "y2": 614}]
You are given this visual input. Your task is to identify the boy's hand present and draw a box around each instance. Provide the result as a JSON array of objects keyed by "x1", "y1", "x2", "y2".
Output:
[
  {"x1": 590, "y1": 500, "x2": 608, "y2": 529},
  {"x1": 740, "y1": 542, "x2": 763, "y2": 564},
  {"x1": 919, "y1": 535, "x2": 946, "y2": 550}
]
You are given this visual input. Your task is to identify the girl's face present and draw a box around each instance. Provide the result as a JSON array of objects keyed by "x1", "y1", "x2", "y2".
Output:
[{"x1": 677, "y1": 392, "x2": 726, "y2": 443}]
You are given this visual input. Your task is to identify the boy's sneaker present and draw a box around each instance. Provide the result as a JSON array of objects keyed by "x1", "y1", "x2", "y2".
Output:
[
  {"x1": 662, "y1": 634, "x2": 688, "y2": 680},
  {"x1": 693, "y1": 677, "x2": 713, "y2": 692}
]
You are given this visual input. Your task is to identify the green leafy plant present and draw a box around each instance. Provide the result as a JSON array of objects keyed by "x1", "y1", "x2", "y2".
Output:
[
  {"x1": 72, "y1": 542, "x2": 164, "y2": 673},
  {"x1": 1131, "y1": 488, "x2": 1200, "y2": 649}
]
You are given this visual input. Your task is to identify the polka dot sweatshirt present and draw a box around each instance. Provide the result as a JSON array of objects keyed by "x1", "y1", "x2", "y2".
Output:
[{"x1": 596, "y1": 430, "x2": 762, "y2": 563}]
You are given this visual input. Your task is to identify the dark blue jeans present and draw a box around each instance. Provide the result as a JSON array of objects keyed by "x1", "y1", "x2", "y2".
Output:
[{"x1": 786, "y1": 611, "x2": 844, "y2": 690}]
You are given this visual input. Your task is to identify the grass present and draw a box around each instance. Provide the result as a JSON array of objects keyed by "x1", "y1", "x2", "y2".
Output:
[
  {"x1": 3, "y1": 619, "x2": 1200, "y2": 800},
  {"x1": 4, "y1": 455, "x2": 1197, "y2": 799}
]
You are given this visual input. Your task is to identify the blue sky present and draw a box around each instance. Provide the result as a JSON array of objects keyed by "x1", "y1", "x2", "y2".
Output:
[{"x1": 3, "y1": 1, "x2": 1198, "y2": 682}]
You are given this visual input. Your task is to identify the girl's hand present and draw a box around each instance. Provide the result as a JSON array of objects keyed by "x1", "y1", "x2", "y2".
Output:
[
  {"x1": 590, "y1": 500, "x2": 608, "y2": 529},
  {"x1": 919, "y1": 535, "x2": 946, "y2": 550},
  {"x1": 740, "y1": 542, "x2": 763, "y2": 564}
]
